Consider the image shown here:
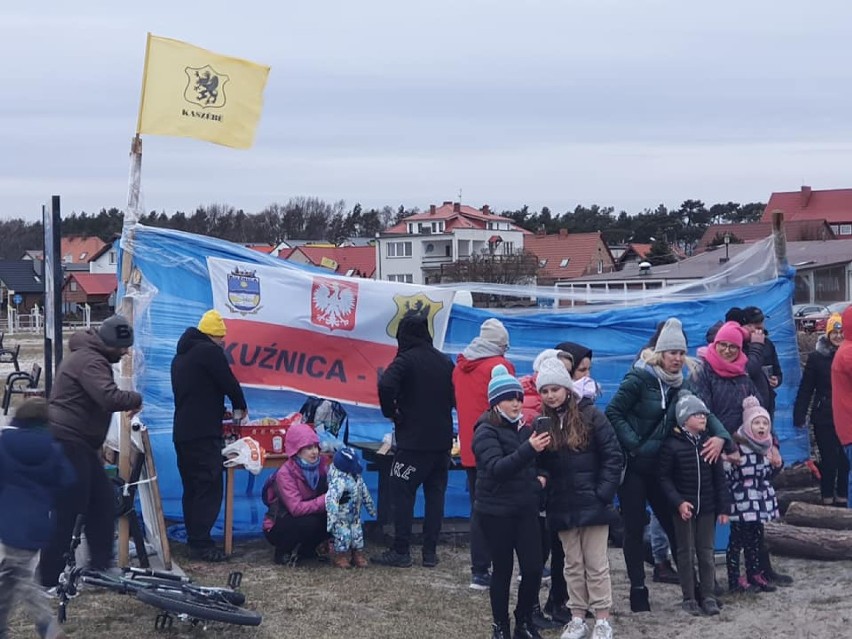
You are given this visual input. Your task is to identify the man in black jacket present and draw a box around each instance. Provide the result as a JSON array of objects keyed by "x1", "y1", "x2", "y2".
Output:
[
  {"x1": 171, "y1": 310, "x2": 247, "y2": 562},
  {"x1": 374, "y1": 315, "x2": 455, "y2": 568}
]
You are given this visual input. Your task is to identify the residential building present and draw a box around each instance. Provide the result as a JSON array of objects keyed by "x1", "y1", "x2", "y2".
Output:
[
  {"x1": 279, "y1": 246, "x2": 376, "y2": 278},
  {"x1": 762, "y1": 186, "x2": 852, "y2": 238},
  {"x1": 0, "y1": 260, "x2": 43, "y2": 314},
  {"x1": 62, "y1": 273, "x2": 117, "y2": 319},
  {"x1": 88, "y1": 239, "x2": 120, "y2": 274},
  {"x1": 375, "y1": 202, "x2": 528, "y2": 285},
  {"x1": 523, "y1": 230, "x2": 617, "y2": 284},
  {"x1": 696, "y1": 220, "x2": 834, "y2": 252}
]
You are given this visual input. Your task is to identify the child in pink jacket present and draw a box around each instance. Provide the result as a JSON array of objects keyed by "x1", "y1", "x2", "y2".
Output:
[{"x1": 262, "y1": 423, "x2": 330, "y2": 565}]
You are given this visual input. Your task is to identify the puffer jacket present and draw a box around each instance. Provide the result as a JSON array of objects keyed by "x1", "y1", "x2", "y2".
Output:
[
  {"x1": 49, "y1": 330, "x2": 142, "y2": 450},
  {"x1": 379, "y1": 316, "x2": 455, "y2": 452},
  {"x1": 691, "y1": 359, "x2": 759, "y2": 435},
  {"x1": 537, "y1": 399, "x2": 623, "y2": 530},
  {"x1": 453, "y1": 349, "x2": 514, "y2": 467},
  {"x1": 658, "y1": 427, "x2": 730, "y2": 518},
  {"x1": 262, "y1": 424, "x2": 328, "y2": 532},
  {"x1": 794, "y1": 335, "x2": 836, "y2": 429},
  {"x1": 605, "y1": 365, "x2": 732, "y2": 474},
  {"x1": 473, "y1": 411, "x2": 540, "y2": 517},
  {"x1": 520, "y1": 373, "x2": 542, "y2": 425},
  {"x1": 744, "y1": 337, "x2": 782, "y2": 418}
]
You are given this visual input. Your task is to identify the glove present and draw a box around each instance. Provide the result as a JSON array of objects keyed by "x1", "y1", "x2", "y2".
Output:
[{"x1": 232, "y1": 408, "x2": 247, "y2": 425}]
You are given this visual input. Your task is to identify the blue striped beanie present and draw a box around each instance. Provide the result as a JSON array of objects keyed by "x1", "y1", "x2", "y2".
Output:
[{"x1": 487, "y1": 364, "x2": 523, "y2": 407}]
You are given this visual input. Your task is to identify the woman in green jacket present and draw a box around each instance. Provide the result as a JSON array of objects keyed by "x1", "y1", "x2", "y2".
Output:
[{"x1": 605, "y1": 318, "x2": 732, "y2": 613}]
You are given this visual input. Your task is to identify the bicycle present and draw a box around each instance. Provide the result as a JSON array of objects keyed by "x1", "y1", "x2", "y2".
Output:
[{"x1": 56, "y1": 515, "x2": 263, "y2": 629}]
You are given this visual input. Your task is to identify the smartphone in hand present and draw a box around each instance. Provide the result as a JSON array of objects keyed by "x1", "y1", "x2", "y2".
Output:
[{"x1": 532, "y1": 416, "x2": 553, "y2": 435}]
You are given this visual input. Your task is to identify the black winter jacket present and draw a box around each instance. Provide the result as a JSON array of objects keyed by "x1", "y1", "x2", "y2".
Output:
[
  {"x1": 171, "y1": 327, "x2": 247, "y2": 444},
  {"x1": 744, "y1": 337, "x2": 782, "y2": 418},
  {"x1": 658, "y1": 427, "x2": 730, "y2": 517},
  {"x1": 378, "y1": 316, "x2": 455, "y2": 452},
  {"x1": 50, "y1": 330, "x2": 142, "y2": 449},
  {"x1": 537, "y1": 399, "x2": 623, "y2": 530},
  {"x1": 472, "y1": 411, "x2": 540, "y2": 517},
  {"x1": 793, "y1": 335, "x2": 837, "y2": 429},
  {"x1": 692, "y1": 360, "x2": 759, "y2": 436}
]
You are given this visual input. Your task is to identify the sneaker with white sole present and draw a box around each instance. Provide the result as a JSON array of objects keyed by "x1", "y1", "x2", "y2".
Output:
[
  {"x1": 470, "y1": 572, "x2": 491, "y2": 590},
  {"x1": 591, "y1": 619, "x2": 613, "y2": 639},
  {"x1": 560, "y1": 617, "x2": 589, "y2": 639}
]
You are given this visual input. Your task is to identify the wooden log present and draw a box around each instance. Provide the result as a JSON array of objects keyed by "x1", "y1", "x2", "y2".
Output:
[
  {"x1": 776, "y1": 486, "x2": 822, "y2": 515},
  {"x1": 765, "y1": 521, "x2": 852, "y2": 560},
  {"x1": 772, "y1": 464, "x2": 817, "y2": 490},
  {"x1": 784, "y1": 501, "x2": 852, "y2": 531}
]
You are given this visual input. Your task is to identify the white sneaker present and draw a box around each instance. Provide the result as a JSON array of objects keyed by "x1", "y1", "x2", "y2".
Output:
[
  {"x1": 561, "y1": 617, "x2": 589, "y2": 639},
  {"x1": 592, "y1": 619, "x2": 613, "y2": 639}
]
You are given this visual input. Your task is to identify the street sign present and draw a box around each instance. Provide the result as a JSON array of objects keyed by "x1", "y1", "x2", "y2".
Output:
[{"x1": 12, "y1": 294, "x2": 22, "y2": 306}]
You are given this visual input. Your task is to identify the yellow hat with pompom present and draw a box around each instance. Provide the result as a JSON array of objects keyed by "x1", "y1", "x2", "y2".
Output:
[{"x1": 827, "y1": 312, "x2": 843, "y2": 336}]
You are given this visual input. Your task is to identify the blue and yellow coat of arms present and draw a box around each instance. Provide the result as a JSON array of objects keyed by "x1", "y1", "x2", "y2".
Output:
[{"x1": 227, "y1": 267, "x2": 261, "y2": 313}]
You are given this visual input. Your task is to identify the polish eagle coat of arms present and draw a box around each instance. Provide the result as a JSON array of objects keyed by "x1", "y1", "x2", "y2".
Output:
[{"x1": 310, "y1": 278, "x2": 358, "y2": 331}]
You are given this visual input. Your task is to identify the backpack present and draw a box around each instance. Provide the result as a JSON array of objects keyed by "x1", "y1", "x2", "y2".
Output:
[
  {"x1": 299, "y1": 396, "x2": 350, "y2": 443},
  {"x1": 261, "y1": 468, "x2": 287, "y2": 522}
]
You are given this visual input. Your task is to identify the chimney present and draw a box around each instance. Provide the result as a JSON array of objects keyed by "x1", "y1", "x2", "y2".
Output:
[
  {"x1": 482, "y1": 204, "x2": 491, "y2": 215},
  {"x1": 801, "y1": 185, "x2": 812, "y2": 208},
  {"x1": 559, "y1": 228, "x2": 568, "y2": 237},
  {"x1": 429, "y1": 204, "x2": 436, "y2": 215},
  {"x1": 443, "y1": 200, "x2": 452, "y2": 207},
  {"x1": 453, "y1": 202, "x2": 461, "y2": 213}
]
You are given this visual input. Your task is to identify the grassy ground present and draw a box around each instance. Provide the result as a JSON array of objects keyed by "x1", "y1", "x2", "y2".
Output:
[{"x1": 6, "y1": 538, "x2": 852, "y2": 638}]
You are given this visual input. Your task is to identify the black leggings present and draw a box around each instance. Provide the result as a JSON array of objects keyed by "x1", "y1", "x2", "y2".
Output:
[
  {"x1": 814, "y1": 423, "x2": 850, "y2": 500},
  {"x1": 480, "y1": 512, "x2": 542, "y2": 625},
  {"x1": 264, "y1": 511, "x2": 329, "y2": 557},
  {"x1": 726, "y1": 521, "x2": 763, "y2": 585},
  {"x1": 618, "y1": 467, "x2": 677, "y2": 588}
]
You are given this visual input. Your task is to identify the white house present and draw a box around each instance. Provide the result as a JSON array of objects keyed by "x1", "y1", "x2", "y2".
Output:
[
  {"x1": 375, "y1": 202, "x2": 528, "y2": 285},
  {"x1": 88, "y1": 239, "x2": 119, "y2": 274}
]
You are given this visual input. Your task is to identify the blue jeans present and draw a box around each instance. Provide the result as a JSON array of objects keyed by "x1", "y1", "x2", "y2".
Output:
[
  {"x1": 646, "y1": 511, "x2": 671, "y2": 563},
  {"x1": 846, "y1": 445, "x2": 852, "y2": 508}
]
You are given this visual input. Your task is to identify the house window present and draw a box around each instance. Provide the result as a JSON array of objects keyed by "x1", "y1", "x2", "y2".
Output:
[
  {"x1": 597, "y1": 259, "x2": 604, "y2": 274},
  {"x1": 70, "y1": 281, "x2": 78, "y2": 292},
  {"x1": 387, "y1": 241, "x2": 412, "y2": 258},
  {"x1": 63, "y1": 254, "x2": 72, "y2": 264},
  {"x1": 108, "y1": 251, "x2": 117, "y2": 265},
  {"x1": 841, "y1": 224, "x2": 852, "y2": 236},
  {"x1": 503, "y1": 242, "x2": 514, "y2": 255},
  {"x1": 387, "y1": 274, "x2": 413, "y2": 283},
  {"x1": 560, "y1": 258, "x2": 570, "y2": 267}
]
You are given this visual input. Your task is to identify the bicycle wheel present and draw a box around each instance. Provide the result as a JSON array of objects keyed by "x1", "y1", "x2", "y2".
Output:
[
  {"x1": 136, "y1": 588, "x2": 262, "y2": 626},
  {"x1": 132, "y1": 577, "x2": 246, "y2": 606}
]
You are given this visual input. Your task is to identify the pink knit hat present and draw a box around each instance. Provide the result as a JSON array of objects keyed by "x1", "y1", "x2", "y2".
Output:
[
  {"x1": 714, "y1": 321, "x2": 747, "y2": 348},
  {"x1": 741, "y1": 396, "x2": 772, "y2": 442}
]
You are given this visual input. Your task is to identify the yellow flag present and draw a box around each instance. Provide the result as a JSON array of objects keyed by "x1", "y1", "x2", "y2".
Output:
[{"x1": 136, "y1": 34, "x2": 270, "y2": 149}]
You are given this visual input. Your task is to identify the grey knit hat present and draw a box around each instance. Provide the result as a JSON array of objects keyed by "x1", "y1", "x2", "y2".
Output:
[
  {"x1": 654, "y1": 318, "x2": 687, "y2": 353},
  {"x1": 676, "y1": 392, "x2": 709, "y2": 427},
  {"x1": 99, "y1": 314, "x2": 134, "y2": 348}
]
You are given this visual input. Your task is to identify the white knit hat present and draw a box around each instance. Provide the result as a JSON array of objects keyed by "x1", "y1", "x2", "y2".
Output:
[
  {"x1": 654, "y1": 318, "x2": 687, "y2": 353},
  {"x1": 533, "y1": 349, "x2": 561, "y2": 373},
  {"x1": 480, "y1": 318, "x2": 509, "y2": 348},
  {"x1": 535, "y1": 357, "x2": 573, "y2": 391}
]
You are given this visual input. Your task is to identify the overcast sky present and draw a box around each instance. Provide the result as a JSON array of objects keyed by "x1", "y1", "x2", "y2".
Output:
[{"x1": 2, "y1": 0, "x2": 852, "y2": 221}]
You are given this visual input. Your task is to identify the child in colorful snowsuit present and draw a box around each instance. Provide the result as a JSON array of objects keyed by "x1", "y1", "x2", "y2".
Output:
[
  {"x1": 325, "y1": 447, "x2": 376, "y2": 568},
  {"x1": 725, "y1": 396, "x2": 780, "y2": 593}
]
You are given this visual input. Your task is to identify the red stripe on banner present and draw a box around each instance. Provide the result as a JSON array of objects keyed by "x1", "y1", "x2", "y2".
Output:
[{"x1": 222, "y1": 318, "x2": 395, "y2": 406}]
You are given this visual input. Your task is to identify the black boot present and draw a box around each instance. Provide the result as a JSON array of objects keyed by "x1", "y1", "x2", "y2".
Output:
[
  {"x1": 491, "y1": 621, "x2": 511, "y2": 639},
  {"x1": 513, "y1": 613, "x2": 543, "y2": 639},
  {"x1": 630, "y1": 586, "x2": 651, "y2": 612},
  {"x1": 544, "y1": 595, "x2": 572, "y2": 624},
  {"x1": 759, "y1": 547, "x2": 793, "y2": 586},
  {"x1": 652, "y1": 559, "x2": 679, "y2": 584},
  {"x1": 530, "y1": 604, "x2": 561, "y2": 630}
]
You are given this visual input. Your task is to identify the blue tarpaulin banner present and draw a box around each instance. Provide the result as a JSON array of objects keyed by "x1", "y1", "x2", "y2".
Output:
[{"x1": 121, "y1": 225, "x2": 805, "y2": 541}]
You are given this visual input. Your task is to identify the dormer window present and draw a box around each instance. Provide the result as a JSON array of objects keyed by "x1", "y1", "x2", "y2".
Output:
[{"x1": 560, "y1": 258, "x2": 570, "y2": 267}]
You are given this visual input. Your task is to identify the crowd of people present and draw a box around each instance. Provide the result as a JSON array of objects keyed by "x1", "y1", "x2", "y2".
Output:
[{"x1": 2, "y1": 303, "x2": 852, "y2": 639}]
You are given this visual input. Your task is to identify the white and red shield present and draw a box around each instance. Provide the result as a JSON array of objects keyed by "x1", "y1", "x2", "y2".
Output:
[{"x1": 310, "y1": 277, "x2": 358, "y2": 331}]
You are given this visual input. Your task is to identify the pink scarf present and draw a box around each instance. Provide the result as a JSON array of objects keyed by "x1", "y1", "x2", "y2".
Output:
[{"x1": 703, "y1": 342, "x2": 747, "y2": 378}]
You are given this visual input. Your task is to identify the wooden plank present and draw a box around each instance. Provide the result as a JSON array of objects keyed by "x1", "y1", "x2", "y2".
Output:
[{"x1": 139, "y1": 427, "x2": 172, "y2": 570}]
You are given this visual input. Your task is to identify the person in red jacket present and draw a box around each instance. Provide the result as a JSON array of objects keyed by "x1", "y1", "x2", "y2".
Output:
[
  {"x1": 453, "y1": 318, "x2": 513, "y2": 590},
  {"x1": 831, "y1": 305, "x2": 852, "y2": 508}
]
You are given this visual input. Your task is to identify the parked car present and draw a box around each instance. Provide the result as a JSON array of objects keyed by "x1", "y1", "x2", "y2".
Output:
[
  {"x1": 813, "y1": 301, "x2": 852, "y2": 333},
  {"x1": 793, "y1": 304, "x2": 829, "y2": 333}
]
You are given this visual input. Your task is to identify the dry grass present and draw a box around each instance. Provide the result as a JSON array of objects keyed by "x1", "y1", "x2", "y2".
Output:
[{"x1": 6, "y1": 538, "x2": 852, "y2": 638}]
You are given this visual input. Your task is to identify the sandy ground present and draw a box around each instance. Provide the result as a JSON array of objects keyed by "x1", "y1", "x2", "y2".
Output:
[{"x1": 5, "y1": 537, "x2": 851, "y2": 639}]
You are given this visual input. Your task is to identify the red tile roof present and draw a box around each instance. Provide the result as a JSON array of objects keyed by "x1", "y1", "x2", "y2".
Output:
[
  {"x1": 60, "y1": 236, "x2": 106, "y2": 263},
  {"x1": 282, "y1": 246, "x2": 376, "y2": 278},
  {"x1": 246, "y1": 244, "x2": 274, "y2": 254},
  {"x1": 385, "y1": 202, "x2": 528, "y2": 234},
  {"x1": 523, "y1": 232, "x2": 615, "y2": 280},
  {"x1": 762, "y1": 187, "x2": 852, "y2": 225},
  {"x1": 68, "y1": 273, "x2": 117, "y2": 295},
  {"x1": 696, "y1": 220, "x2": 835, "y2": 251}
]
